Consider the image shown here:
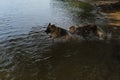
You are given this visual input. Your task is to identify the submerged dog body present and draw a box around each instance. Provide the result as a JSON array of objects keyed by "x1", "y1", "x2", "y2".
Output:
[
  {"x1": 45, "y1": 23, "x2": 72, "y2": 42},
  {"x1": 69, "y1": 24, "x2": 105, "y2": 40}
]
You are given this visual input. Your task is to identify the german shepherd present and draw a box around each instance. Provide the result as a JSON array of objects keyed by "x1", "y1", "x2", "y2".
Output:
[
  {"x1": 69, "y1": 24, "x2": 105, "y2": 40},
  {"x1": 45, "y1": 23, "x2": 73, "y2": 43}
]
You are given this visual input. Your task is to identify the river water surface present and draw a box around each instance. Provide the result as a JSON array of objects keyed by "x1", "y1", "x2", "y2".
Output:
[{"x1": 0, "y1": 0, "x2": 120, "y2": 80}]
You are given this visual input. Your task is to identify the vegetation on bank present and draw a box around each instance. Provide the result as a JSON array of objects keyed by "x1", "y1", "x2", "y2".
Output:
[{"x1": 68, "y1": 0, "x2": 94, "y2": 12}]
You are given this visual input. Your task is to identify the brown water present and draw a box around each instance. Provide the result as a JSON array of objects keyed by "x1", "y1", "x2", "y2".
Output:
[{"x1": 0, "y1": 0, "x2": 120, "y2": 80}]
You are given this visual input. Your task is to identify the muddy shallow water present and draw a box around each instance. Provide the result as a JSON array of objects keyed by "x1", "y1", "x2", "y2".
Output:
[{"x1": 0, "y1": 0, "x2": 120, "y2": 80}]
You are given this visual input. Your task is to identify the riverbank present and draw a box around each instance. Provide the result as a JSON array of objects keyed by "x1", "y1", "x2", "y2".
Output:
[
  {"x1": 95, "y1": 0, "x2": 120, "y2": 27},
  {"x1": 107, "y1": 12, "x2": 120, "y2": 26}
]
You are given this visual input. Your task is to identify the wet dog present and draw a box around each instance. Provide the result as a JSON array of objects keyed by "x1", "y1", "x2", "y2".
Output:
[
  {"x1": 45, "y1": 23, "x2": 73, "y2": 43},
  {"x1": 69, "y1": 24, "x2": 105, "y2": 40}
]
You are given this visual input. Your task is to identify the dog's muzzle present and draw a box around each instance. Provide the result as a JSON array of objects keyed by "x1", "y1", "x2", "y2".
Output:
[
  {"x1": 45, "y1": 29, "x2": 51, "y2": 34},
  {"x1": 45, "y1": 30, "x2": 48, "y2": 34}
]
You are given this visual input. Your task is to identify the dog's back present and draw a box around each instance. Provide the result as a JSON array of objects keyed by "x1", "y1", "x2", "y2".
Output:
[{"x1": 58, "y1": 27, "x2": 68, "y2": 37}]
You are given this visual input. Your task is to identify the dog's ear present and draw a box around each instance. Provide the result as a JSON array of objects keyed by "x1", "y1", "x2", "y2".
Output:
[
  {"x1": 47, "y1": 23, "x2": 51, "y2": 28},
  {"x1": 48, "y1": 23, "x2": 51, "y2": 26}
]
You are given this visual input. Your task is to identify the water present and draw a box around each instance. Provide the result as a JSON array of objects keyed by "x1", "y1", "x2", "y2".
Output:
[{"x1": 0, "y1": 0, "x2": 120, "y2": 80}]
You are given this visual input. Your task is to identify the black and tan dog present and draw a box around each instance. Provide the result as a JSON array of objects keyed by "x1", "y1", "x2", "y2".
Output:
[
  {"x1": 69, "y1": 24, "x2": 105, "y2": 40},
  {"x1": 45, "y1": 23, "x2": 73, "y2": 43}
]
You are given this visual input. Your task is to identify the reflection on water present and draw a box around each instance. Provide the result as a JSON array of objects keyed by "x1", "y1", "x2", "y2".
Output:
[
  {"x1": 0, "y1": 0, "x2": 120, "y2": 80},
  {"x1": 0, "y1": 0, "x2": 51, "y2": 41}
]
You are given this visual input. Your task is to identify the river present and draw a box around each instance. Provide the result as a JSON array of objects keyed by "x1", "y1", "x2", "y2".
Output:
[{"x1": 0, "y1": 0, "x2": 120, "y2": 80}]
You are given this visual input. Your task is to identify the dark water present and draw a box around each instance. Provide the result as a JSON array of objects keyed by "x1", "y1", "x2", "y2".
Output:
[{"x1": 0, "y1": 0, "x2": 120, "y2": 80}]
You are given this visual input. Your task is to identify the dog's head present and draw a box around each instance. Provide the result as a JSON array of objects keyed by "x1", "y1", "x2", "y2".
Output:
[{"x1": 45, "y1": 23, "x2": 57, "y2": 34}]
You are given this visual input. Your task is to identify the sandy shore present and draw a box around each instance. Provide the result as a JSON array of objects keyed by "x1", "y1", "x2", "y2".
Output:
[{"x1": 107, "y1": 12, "x2": 120, "y2": 26}]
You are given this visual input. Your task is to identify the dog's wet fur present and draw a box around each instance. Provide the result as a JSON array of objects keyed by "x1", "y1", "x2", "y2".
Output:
[
  {"x1": 45, "y1": 23, "x2": 72, "y2": 43},
  {"x1": 45, "y1": 23, "x2": 105, "y2": 43}
]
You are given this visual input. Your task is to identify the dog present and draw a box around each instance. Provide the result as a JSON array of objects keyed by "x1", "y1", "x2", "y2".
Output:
[
  {"x1": 45, "y1": 23, "x2": 73, "y2": 43},
  {"x1": 69, "y1": 24, "x2": 105, "y2": 40}
]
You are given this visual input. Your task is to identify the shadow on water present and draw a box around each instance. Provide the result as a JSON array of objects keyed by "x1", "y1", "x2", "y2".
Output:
[{"x1": 0, "y1": 25, "x2": 120, "y2": 80}]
